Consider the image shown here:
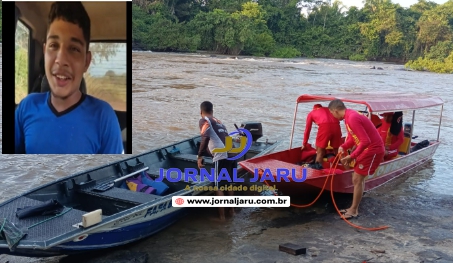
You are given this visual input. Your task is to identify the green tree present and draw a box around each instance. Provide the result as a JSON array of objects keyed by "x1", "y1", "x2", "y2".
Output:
[
  {"x1": 415, "y1": 11, "x2": 453, "y2": 54},
  {"x1": 405, "y1": 49, "x2": 453, "y2": 73},
  {"x1": 206, "y1": 0, "x2": 250, "y2": 13},
  {"x1": 413, "y1": 1, "x2": 453, "y2": 56},
  {"x1": 410, "y1": 0, "x2": 438, "y2": 15},
  {"x1": 425, "y1": 40, "x2": 453, "y2": 60},
  {"x1": 360, "y1": 0, "x2": 405, "y2": 59},
  {"x1": 188, "y1": 3, "x2": 270, "y2": 55},
  {"x1": 129, "y1": 0, "x2": 453, "y2": 73},
  {"x1": 239, "y1": 2, "x2": 276, "y2": 56},
  {"x1": 90, "y1": 43, "x2": 121, "y2": 65}
]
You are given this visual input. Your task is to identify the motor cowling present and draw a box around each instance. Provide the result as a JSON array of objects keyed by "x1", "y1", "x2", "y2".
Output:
[{"x1": 240, "y1": 122, "x2": 263, "y2": 142}]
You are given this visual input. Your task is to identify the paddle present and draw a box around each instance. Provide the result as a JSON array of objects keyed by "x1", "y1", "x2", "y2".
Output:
[{"x1": 93, "y1": 167, "x2": 149, "y2": 192}]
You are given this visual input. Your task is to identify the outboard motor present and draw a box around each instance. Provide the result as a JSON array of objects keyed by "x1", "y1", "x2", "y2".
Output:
[{"x1": 240, "y1": 122, "x2": 263, "y2": 142}]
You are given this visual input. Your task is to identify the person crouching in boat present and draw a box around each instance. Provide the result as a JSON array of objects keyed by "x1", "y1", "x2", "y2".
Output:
[
  {"x1": 378, "y1": 112, "x2": 404, "y2": 161},
  {"x1": 197, "y1": 101, "x2": 236, "y2": 221},
  {"x1": 302, "y1": 104, "x2": 342, "y2": 170},
  {"x1": 328, "y1": 99, "x2": 385, "y2": 219}
]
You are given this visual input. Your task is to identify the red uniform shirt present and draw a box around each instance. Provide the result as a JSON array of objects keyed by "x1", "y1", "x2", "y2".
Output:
[
  {"x1": 378, "y1": 121, "x2": 404, "y2": 152},
  {"x1": 341, "y1": 109, "x2": 385, "y2": 159},
  {"x1": 303, "y1": 107, "x2": 339, "y2": 145}
]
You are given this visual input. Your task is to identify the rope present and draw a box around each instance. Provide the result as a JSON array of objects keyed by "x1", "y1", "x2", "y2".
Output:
[
  {"x1": 264, "y1": 153, "x2": 389, "y2": 231},
  {"x1": 0, "y1": 218, "x2": 6, "y2": 233},
  {"x1": 329, "y1": 154, "x2": 389, "y2": 231},
  {"x1": 27, "y1": 207, "x2": 73, "y2": 229},
  {"x1": 263, "y1": 154, "x2": 339, "y2": 208}
]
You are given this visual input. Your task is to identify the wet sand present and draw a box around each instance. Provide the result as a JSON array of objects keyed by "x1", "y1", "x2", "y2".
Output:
[{"x1": 2, "y1": 162, "x2": 452, "y2": 263}]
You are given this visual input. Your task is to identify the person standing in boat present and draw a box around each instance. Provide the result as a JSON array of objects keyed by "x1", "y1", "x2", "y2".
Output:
[
  {"x1": 197, "y1": 101, "x2": 236, "y2": 221},
  {"x1": 302, "y1": 104, "x2": 342, "y2": 170},
  {"x1": 328, "y1": 99, "x2": 385, "y2": 219},
  {"x1": 378, "y1": 112, "x2": 404, "y2": 161}
]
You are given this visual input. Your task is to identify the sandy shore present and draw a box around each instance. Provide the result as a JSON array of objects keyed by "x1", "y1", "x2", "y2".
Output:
[{"x1": 1, "y1": 163, "x2": 452, "y2": 263}]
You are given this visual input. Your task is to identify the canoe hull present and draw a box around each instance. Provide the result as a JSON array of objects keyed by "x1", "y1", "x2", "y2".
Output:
[
  {"x1": 0, "y1": 132, "x2": 280, "y2": 257},
  {"x1": 0, "y1": 207, "x2": 187, "y2": 257},
  {"x1": 240, "y1": 142, "x2": 440, "y2": 196}
]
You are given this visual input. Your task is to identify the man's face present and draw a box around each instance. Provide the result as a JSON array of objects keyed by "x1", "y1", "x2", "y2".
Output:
[{"x1": 44, "y1": 19, "x2": 91, "y2": 99}]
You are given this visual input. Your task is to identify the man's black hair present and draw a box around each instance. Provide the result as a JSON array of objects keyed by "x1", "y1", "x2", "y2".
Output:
[
  {"x1": 328, "y1": 99, "x2": 346, "y2": 111},
  {"x1": 390, "y1": 111, "x2": 403, "y2": 136},
  {"x1": 200, "y1": 101, "x2": 213, "y2": 113},
  {"x1": 48, "y1": 2, "x2": 91, "y2": 52}
]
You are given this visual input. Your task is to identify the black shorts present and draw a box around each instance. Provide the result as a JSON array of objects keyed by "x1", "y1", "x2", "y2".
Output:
[{"x1": 216, "y1": 158, "x2": 237, "y2": 188}]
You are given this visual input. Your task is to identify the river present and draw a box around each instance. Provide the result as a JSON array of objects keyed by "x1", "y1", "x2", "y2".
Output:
[
  {"x1": 2, "y1": 51, "x2": 452, "y2": 201},
  {"x1": 1, "y1": 50, "x2": 453, "y2": 262}
]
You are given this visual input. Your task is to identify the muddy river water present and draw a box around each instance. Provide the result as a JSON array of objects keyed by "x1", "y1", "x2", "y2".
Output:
[{"x1": 1, "y1": 50, "x2": 453, "y2": 262}]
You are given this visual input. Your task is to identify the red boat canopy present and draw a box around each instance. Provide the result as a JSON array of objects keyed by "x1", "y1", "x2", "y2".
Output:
[{"x1": 296, "y1": 93, "x2": 444, "y2": 113}]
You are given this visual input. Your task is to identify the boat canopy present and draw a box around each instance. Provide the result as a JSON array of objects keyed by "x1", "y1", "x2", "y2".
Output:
[{"x1": 296, "y1": 93, "x2": 444, "y2": 113}]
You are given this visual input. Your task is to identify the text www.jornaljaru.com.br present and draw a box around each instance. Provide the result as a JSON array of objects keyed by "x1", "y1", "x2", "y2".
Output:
[{"x1": 172, "y1": 196, "x2": 290, "y2": 207}]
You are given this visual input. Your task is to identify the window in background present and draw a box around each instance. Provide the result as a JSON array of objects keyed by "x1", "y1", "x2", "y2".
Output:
[
  {"x1": 15, "y1": 20, "x2": 29, "y2": 105},
  {"x1": 85, "y1": 42, "x2": 126, "y2": 112}
]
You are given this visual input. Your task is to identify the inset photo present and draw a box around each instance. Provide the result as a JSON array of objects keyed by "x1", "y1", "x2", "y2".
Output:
[{"x1": 14, "y1": 1, "x2": 129, "y2": 154}]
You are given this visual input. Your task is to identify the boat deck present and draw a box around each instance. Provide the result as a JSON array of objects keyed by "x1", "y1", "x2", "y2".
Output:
[
  {"x1": 78, "y1": 186, "x2": 161, "y2": 204},
  {"x1": 0, "y1": 187, "x2": 164, "y2": 243},
  {"x1": 0, "y1": 197, "x2": 89, "y2": 242}
]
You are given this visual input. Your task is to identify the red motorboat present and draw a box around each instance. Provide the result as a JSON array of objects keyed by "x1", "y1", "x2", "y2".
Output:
[{"x1": 239, "y1": 93, "x2": 444, "y2": 195}]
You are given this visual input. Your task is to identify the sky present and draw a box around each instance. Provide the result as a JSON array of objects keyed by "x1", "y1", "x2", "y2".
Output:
[{"x1": 338, "y1": 0, "x2": 449, "y2": 9}]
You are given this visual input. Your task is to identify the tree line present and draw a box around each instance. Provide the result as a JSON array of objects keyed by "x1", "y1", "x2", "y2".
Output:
[{"x1": 132, "y1": 0, "x2": 453, "y2": 73}]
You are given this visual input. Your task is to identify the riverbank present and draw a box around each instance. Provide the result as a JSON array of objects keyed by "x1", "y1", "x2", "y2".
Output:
[
  {"x1": 96, "y1": 175, "x2": 453, "y2": 263},
  {"x1": 132, "y1": 49, "x2": 409, "y2": 64},
  {"x1": 2, "y1": 163, "x2": 452, "y2": 263}
]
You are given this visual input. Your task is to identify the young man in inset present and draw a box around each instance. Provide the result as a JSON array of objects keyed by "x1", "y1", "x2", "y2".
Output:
[
  {"x1": 302, "y1": 104, "x2": 342, "y2": 169},
  {"x1": 15, "y1": 2, "x2": 123, "y2": 154},
  {"x1": 197, "y1": 101, "x2": 236, "y2": 221},
  {"x1": 328, "y1": 99, "x2": 385, "y2": 219}
]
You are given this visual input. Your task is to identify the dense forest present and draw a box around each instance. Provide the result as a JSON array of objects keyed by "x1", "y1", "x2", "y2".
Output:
[{"x1": 132, "y1": 0, "x2": 453, "y2": 73}]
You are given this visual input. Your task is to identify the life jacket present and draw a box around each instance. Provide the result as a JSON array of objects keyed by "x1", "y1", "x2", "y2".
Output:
[
  {"x1": 141, "y1": 172, "x2": 169, "y2": 196},
  {"x1": 126, "y1": 177, "x2": 157, "y2": 194}
]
